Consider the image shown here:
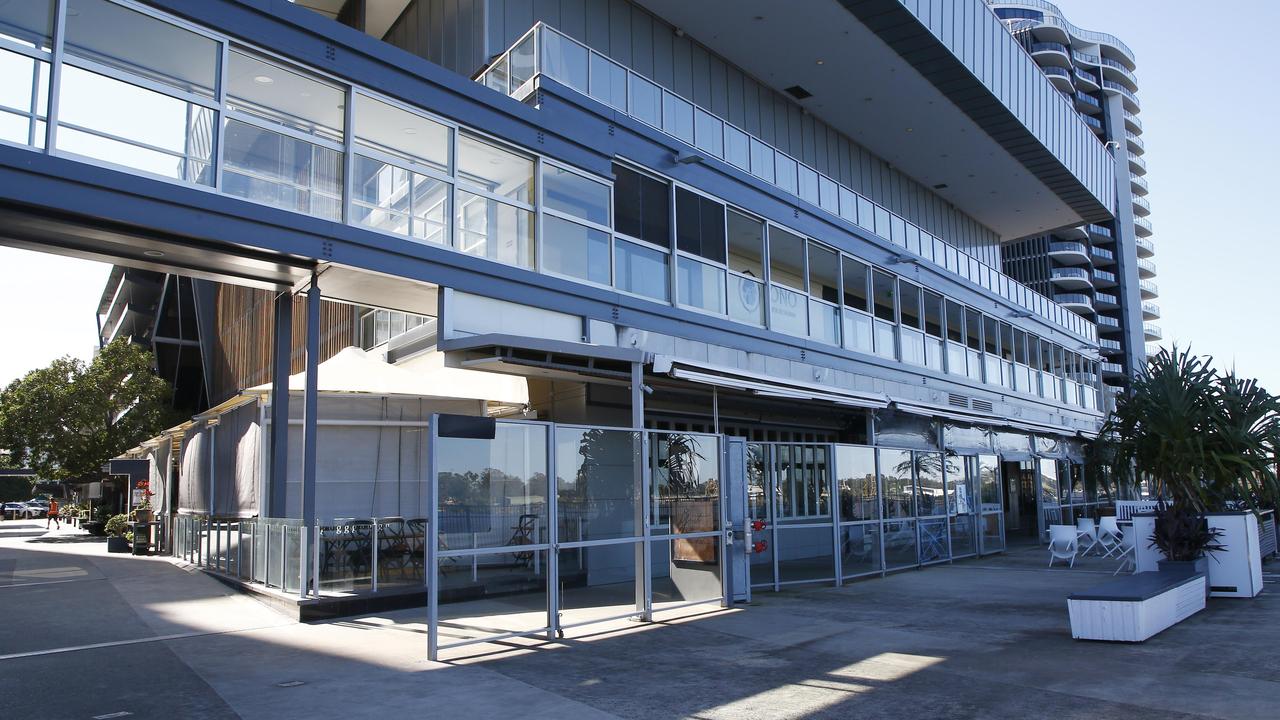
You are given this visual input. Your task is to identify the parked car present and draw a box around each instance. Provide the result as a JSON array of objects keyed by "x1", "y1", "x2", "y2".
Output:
[{"x1": 3, "y1": 501, "x2": 41, "y2": 519}]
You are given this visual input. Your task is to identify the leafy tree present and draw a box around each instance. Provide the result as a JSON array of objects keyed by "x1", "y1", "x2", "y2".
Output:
[{"x1": 0, "y1": 339, "x2": 178, "y2": 481}]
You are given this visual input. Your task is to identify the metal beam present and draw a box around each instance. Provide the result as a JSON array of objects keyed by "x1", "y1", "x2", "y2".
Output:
[
  {"x1": 269, "y1": 291, "x2": 292, "y2": 517},
  {"x1": 633, "y1": 361, "x2": 651, "y2": 621},
  {"x1": 299, "y1": 271, "x2": 321, "y2": 598}
]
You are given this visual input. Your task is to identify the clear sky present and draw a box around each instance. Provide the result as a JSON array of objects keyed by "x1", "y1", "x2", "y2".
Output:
[{"x1": 0, "y1": 0, "x2": 1276, "y2": 392}]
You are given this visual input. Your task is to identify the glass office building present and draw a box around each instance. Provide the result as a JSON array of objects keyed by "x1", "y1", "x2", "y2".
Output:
[{"x1": 1, "y1": 0, "x2": 1130, "y2": 653}]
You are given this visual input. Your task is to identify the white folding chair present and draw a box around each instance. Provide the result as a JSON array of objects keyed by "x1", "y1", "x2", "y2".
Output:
[
  {"x1": 1048, "y1": 524, "x2": 1078, "y2": 568},
  {"x1": 1112, "y1": 525, "x2": 1137, "y2": 575},
  {"x1": 1075, "y1": 517, "x2": 1101, "y2": 556},
  {"x1": 1098, "y1": 517, "x2": 1122, "y2": 558}
]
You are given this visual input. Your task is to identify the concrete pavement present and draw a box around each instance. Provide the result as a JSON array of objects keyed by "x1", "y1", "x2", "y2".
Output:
[{"x1": 1, "y1": 519, "x2": 1277, "y2": 719}]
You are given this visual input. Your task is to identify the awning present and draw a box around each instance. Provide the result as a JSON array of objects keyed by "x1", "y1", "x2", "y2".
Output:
[
  {"x1": 891, "y1": 398, "x2": 1095, "y2": 439},
  {"x1": 654, "y1": 357, "x2": 890, "y2": 410}
]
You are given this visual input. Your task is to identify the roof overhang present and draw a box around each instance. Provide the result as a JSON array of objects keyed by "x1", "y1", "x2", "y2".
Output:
[{"x1": 629, "y1": 0, "x2": 1113, "y2": 238}]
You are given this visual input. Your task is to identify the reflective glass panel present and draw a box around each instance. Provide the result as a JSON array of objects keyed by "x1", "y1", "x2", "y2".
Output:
[
  {"x1": 559, "y1": 542, "x2": 637, "y2": 620},
  {"x1": 613, "y1": 164, "x2": 669, "y2": 245},
  {"x1": 662, "y1": 91, "x2": 693, "y2": 143},
  {"x1": 588, "y1": 52, "x2": 627, "y2": 111},
  {"x1": 883, "y1": 519, "x2": 917, "y2": 569},
  {"x1": 458, "y1": 134, "x2": 533, "y2": 203},
  {"x1": 694, "y1": 108, "x2": 723, "y2": 157},
  {"x1": 916, "y1": 452, "x2": 945, "y2": 516},
  {"x1": 724, "y1": 125, "x2": 749, "y2": 169},
  {"x1": 543, "y1": 165, "x2": 609, "y2": 226},
  {"x1": 918, "y1": 518, "x2": 947, "y2": 563},
  {"x1": 808, "y1": 301, "x2": 839, "y2": 345},
  {"x1": 353, "y1": 93, "x2": 449, "y2": 172},
  {"x1": 228, "y1": 51, "x2": 343, "y2": 141},
  {"x1": 544, "y1": 215, "x2": 610, "y2": 284},
  {"x1": 435, "y1": 423, "x2": 548, "y2": 551},
  {"x1": 880, "y1": 449, "x2": 914, "y2": 519},
  {"x1": 614, "y1": 238, "x2": 668, "y2": 301},
  {"x1": 836, "y1": 445, "x2": 877, "y2": 522},
  {"x1": 872, "y1": 270, "x2": 896, "y2": 322},
  {"x1": 0, "y1": 49, "x2": 48, "y2": 148},
  {"x1": 650, "y1": 433, "x2": 721, "y2": 534},
  {"x1": 843, "y1": 310, "x2": 873, "y2": 354},
  {"x1": 541, "y1": 30, "x2": 587, "y2": 92},
  {"x1": 651, "y1": 537, "x2": 722, "y2": 607},
  {"x1": 768, "y1": 226, "x2": 805, "y2": 291},
  {"x1": 729, "y1": 274, "x2": 764, "y2": 326},
  {"x1": 777, "y1": 526, "x2": 834, "y2": 584},
  {"x1": 769, "y1": 284, "x2": 807, "y2": 337},
  {"x1": 727, "y1": 209, "x2": 763, "y2": 278},
  {"x1": 840, "y1": 523, "x2": 881, "y2": 577},
  {"x1": 677, "y1": 256, "x2": 726, "y2": 314},
  {"x1": 455, "y1": 190, "x2": 534, "y2": 268},
  {"x1": 675, "y1": 188, "x2": 726, "y2": 263},
  {"x1": 556, "y1": 428, "x2": 640, "y2": 541},
  {"x1": 66, "y1": 0, "x2": 218, "y2": 96},
  {"x1": 629, "y1": 74, "x2": 661, "y2": 128}
]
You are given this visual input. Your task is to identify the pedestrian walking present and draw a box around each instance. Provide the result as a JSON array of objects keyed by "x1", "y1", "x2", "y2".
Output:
[{"x1": 47, "y1": 499, "x2": 60, "y2": 529}]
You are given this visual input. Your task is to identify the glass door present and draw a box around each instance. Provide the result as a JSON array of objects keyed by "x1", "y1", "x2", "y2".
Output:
[
  {"x1": 975, "y1": 455, "x2": 1004, "y2": 554},
  {"x1": 746, "y1": 442, "x2": 836, "y2": 590}
]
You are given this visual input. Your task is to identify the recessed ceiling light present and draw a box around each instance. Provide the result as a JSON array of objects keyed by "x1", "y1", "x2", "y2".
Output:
[
  {"x1": 253, "y1": 75, "x2": 273, "y2": 84},
  {"x1": 143, "y1": 250, "x2": 165, "y2": 258},
  {"x1": 905, "y1": 128, "x2": 913, "y2": 133},
  {"x1": 402, "y1": 128, "x2": 417, "y2": 135},
  {"x1": 816, "y1": 59, "x2": 824, "y2": 65}
]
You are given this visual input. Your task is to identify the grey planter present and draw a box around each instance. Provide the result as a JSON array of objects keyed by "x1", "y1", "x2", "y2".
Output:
[
  {"x1": 1158, "y1": 557, "x2": 1210, "y2": 598},
  {"x1": 106, "y1": 536, "x2": 131, "y2": 553}
]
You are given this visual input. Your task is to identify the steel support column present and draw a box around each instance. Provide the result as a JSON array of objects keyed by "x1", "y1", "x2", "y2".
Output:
[
  {"x1": 633, "y1": 361, "x2": 652, "y2": 621},
  {"x1": 269, "y1": 292, "x2": 291, "y2": 517},
  {"x1": 299, "y1": 270, "x2": 321, "y2": 598}
]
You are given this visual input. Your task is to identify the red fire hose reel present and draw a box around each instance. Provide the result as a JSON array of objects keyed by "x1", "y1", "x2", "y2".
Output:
[{"x1": 750, "y1": 519, "x2": 767, "y2": 553}]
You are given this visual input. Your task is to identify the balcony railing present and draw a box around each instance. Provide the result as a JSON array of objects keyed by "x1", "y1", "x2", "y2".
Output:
[
  {"x1": 1073, "y1": 67, "x2": 1099, "y2": 86},
  {"x1": 1054, "y1": 293, "x2": 1093, "y2": 307},
  {"x1": 1142, "y1": 301, "x2": 1161, "y2": 318},
  {"x1": 476, "y1": 23, "x2": 1096, "y2": 340},
  {"x1": 1094, "y1": 292, "x2": 1118, "y2": 306},
  {"x1": 1031, "y1": 41, "x2": 1070, "y2": 55},
  {"x1": 1097, "y1": 315, "x2": 1121, "y2": 328},
  {"x1": 988, "y1": 1, "x2": 1137, "y2": 63},
  {"x1": 1134, "y1": 217, "x2": 1153, "y2": 236},
  {"x1": 1086, "y1": 223, "x2": 1113, "y2": 238},
  {"x1": 1074, "y1": 91, "x2": 1101, "y2": 108},
  {"x1": 1100, "y1": 57, "x2": 1139, "y2": 88},
  {"x1": 1051, "y1": 267, "x2": 1090, "y2": 282},
  {"x1": 1049, "y1": 241, "x2": 1088, "y2": 256},
  {"x1": 1138, "y1": 257, "x2": 1156, "y2": 276},
  {"x1": 1043, "y1": 66, "x2": 1071, "y2": 80},
  {"x1": 1131, "y1": 175, "x2": 1149, "y2": 195},
  {"x1": 1101, "y1": 362, "x2": 1124, "y2": 375},
  {"x1": 1092, "y1": 268, "x2": 1116, "y2": 284},
  {"x1": 1099, "y1": 339, "x2": 1122, "y2": 352},
  {"x1": 1140, "y1": 279, "x2": 1159, "y2": 296},
  {"x1": 1124, "y1": 111, "x2": 1143, "y2": 132},
  {"x1": 1135, "y1": 236, "x2": 1154, "y2": 256},
  {"x1": 1144, "y1": 323, "x2": 1163, "y2": 340},
  {"x1": 1132, "y1": 195, "x2": 1150, "y2": 214},
  {"x1": 1103, "y1": 80, "x2": 1140, "y2": 107},
  {"x1": 1080, "y1": 114, "x2": 1102, "y2": 130}
]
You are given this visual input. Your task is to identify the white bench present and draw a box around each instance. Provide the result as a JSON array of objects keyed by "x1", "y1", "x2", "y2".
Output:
[{"x1": 1067, "y1": 571, "x2": 1205, "y2": 642}]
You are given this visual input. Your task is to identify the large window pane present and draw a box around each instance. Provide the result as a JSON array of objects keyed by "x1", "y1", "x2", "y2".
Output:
[
  {"x1": 808, "y1": 244, "x2": 839, "y2": 303},
  {"x1": 768, "y1": 226, "x2": 805, "y2": 291},
  {"x1": 0, "y1": 49, "x2": 48, "y2": 148},
  {"x1": 842, "y1": 257, "x2": 870, "y2": 312},
  {"x1": 809, "y1": 300, "x2": 839, "y2": 345},
  {"x1": 614, "y1": 238, "x2": 668, "y2": 301},
  {"x1": 458, "y1": 134, "x2": 533, "y2": 203},
  {"x1": 675, "y1": 188, "x2": 725, "y2": 263},
  {"x1": 351, "y1": 155, "x2": 410, "y2": 235},
  {"x1": 650, "y1": 433, "x2": 721, "y2": 533},
  {"x1": 544, "y1": 165, "x2": 609, "y2": 226},
  {"x1": 544, "y1": 215, "x2": 610, "y2": 285},
  {"x1": 411, "y1": 174, "x2": 449, "y2": 245},
  {"x1": 916, "y1": 453, "x2": 945, "y2": 516},
  {"x1": 556, "y1": 428, "x2": 640, "y2": 541},
  {"x1": 880, "y1": 449, "x2": 914, "y2": 519},
  {"x1": 66, "y1": 0, "x2": 217, "y2": 96},
  {"x1": 228, "y1": 51, "x2": 343, "y2": 142},
  {"x1": 436, "y1": 423, "x2": 548, "y2": 552},
  {"x1": 677, "y1": 256, "x2": 727, "y2": 314},
  {"x1": 629, "y1": 73, "x2": 661, "y2": 127},
  {"x1": 613, "y1": 164, "x2": 669, "y2": 245},
  {"x1": 727, "y1": 209, "x2": 763, "y2": 278},
  {"x1": 924, "y1": 292, "x2": 944, "y2": 339},
  {"x1": 541, "y1": 30, "x2": 587, "y2": 93},
  {"x1": 883, "y1": 520, "x2": 917, "y2": 569},
  {"x1": 840, "y1": 523, "x2": 881, "y2": 577},
  {"x1": 456, "y1": 190, "x2": 534, "y2": 269},
  {"x1": 728, "y1": 274, "x2": 764, "y2": 326},
  {"x1": 58, "y1": 64, "x2": 213, "y2": 182},
  {"x1": 353, "y1": 93, "x2": 449, "y2": 172},
  {"x1": 588, "y1": 52, "x2": 627, "y2": 111},
  {"x1": 836, "y1": 446, "x2": 877, "y2": 522},
  {"x1": 872, "y1": 270, "x2": 896, "y2": 322},
  {"x1": 222, "y1": 118, "x2": 341, "y2": 219},
  {"x1": 769, "y1": 285, "x2": 807, "y2": 337},
  {"x1": 899, "y1": 281, "x2": 922, "y2": 330},
  {"x1": 843, "y1": 310, "x2": 873, "y2": 354}
]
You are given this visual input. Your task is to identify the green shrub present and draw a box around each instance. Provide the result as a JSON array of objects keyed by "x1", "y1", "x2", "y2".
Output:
[{"x1": 104, "y1": 514, "x2": 129, "y2": 537}]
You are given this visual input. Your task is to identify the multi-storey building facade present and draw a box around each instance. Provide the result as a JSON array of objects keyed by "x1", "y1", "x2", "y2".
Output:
[
  {"x1": 2, "y1": 0, "x2": 1137, "y2": 634},
  {"x1": 989, "y1": 1, "x2": 1157, "y2": 404}
]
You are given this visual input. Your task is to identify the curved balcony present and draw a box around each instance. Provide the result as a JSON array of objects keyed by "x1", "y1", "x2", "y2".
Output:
[
  {"x1": 1073, "y1": 66, "x2": 1100, "y2": 90},
  {"x1": 1085, "y1": 223, "x2": 1113, "y2": 239},
  {"x1": 1142, "y1": 301, "x2": 1161, "y2": 320},
  {"x1": 1048, "y1": 241, "x2": 1090, "y2": 264},
  {"x1": 1092, "y1": 268, "x2": 1117, "y2": 286},
  {"x1": 1081, "y1": 114, "x2": 1103, "y2": 133},
  {"x1": 1144, "y1": 323, "x2": 1163, "y2": 341},
  {"x1": 1124, "y1": 111, "x2": 1142, "y2": 133},
  {"x1": 1133, "y1": 216, "x2": 1153, "y2": 237},
  {"x1": 1099, "y1": 338, "x2": 1123, "y2": 354},
  {"x1": 992, "y1": 1, "x2": 1137, "y2": 67},
  {"x1": 1094, "y1": 291, "x2": 1119, "y2": 310},
  {"x1": 1132, "y1": 195, "x2": 1151, "y2": 216},
  {"x1": 1131, "y1": 175, "x2": 1148, "y2": 196},
  {"x1": 1101, "y1": 361, "x2": 1125, "y2": 376},
  {"x1": 1054, "y1": 292, "x2": 1094, "y2": 312},
  {"x1": 1090, "y1": 245, "x2": 1115, "y2": 266},
  {"x1": 1146, "y1": 344, "x2": 1160, "y2": 359},
  {"x1": 1072, "y1": 48, "x2": 1100, "y2": 66},
  {"x1": 1100, "y1": 57, "x2": 1139, "y2": 92},
  {"x1": 1103, "y1": 80, "x2": 1140, "y2": 113},
  {"x1": 1042, "y1": 65, "x2": 1074, "y2": 91},
  {"x1": 1050, "y1": 267, "x2": 1093, "y2": 289},
  {"x1": 1030, "y1": 41, "x2": 1072, "y2": 67},
  {"x1": 1126, "y1": 132, "x2": 1145, "y2": 155},
  {"x1": 1074, "y1": 90, "x2": 1102, "y2": 114},
  {"x1": 1138, "y1": 257, "x2": 1157, "y2": 278},
  {"x1": 1129, "y1": 153, "x2": 1147, "y2": 176},
  {"x1": 1140, "y1": 279, "x2": 1158, "y2": 298},
  {"x1": 1096, "y1": 314, "x2": 1122, "y2": 332},
  {"x1": 1135, "y1": 236, "x2": 1155, "y2": 258}
]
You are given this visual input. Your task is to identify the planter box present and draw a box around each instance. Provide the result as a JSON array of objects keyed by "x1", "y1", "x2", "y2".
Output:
[
  {"x1": 1132, "y1": 512, "x2": 1265, "y2": 598},
  {"x1": 106, "y1": 536, "x2": 131, "y2": 553},
  {"x1": 1068, "y1": 571, "x2": 1206, "y2": 642}
]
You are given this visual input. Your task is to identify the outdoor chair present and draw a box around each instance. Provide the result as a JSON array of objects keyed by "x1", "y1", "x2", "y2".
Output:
[
  {"x1": 1048, "y1": 524, "x2": 1078, "y2": 568},
  {"x1": 1112, "y1": 525, "x2": 1137, "y2": 575},
  {"x1": 1098, "y1": 517, "x2": 1123, "y2": 558},
  {"x1": 1075, "y1": 518, "x2": 1102, "y2": 556}
]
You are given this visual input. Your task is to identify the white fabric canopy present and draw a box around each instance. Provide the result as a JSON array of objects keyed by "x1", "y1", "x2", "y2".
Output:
[{"x1": 246, "y1": 346, "x2": 527, "y2": 406}]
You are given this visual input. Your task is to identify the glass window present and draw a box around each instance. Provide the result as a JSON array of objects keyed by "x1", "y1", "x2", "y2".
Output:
[
  {"x1": 675, "y1": 188, "x2": 726, "y2": 263},
  {"x1": 352, "y1": 155, "x2": 409, "y2": 235},
  {"x1": 543, "y1": 165, "x2": 609, "y2": 226},
  {"x1": 965, "y1": 308, "x2": 982, "y2": 351},
  {"x1": 880, "y1": 449, "x2": 914, "y2": 519},
  {"x1": 1015, "y1": 330, "x2": 1030, "y2": 366},
  {"x1": 842, "y1": 257, "x2": 870, "y2": 313},
  {"x1": 482, "y1": 54, "x2": 508, "y2": 94},
  {"x1": 613, "y1": 164, "x2": 669, "y2": 246},
  {"x1": 457, "y1": 133, "x2": 533, "y2": 203},
  {"x1": 808, "y1": 244, "x2": 839, "y2": 303},
  {"x1": 508, "y1": 32, "x2": 535, "y2": 88},
  {"x1": 455, "y1": 189, "x2": 534, "y2": 269},
  {"x1": 614, "y1": 238, "x2": 668, "y2": 301},
  {"x1": 844, "y1": 308, "x2": 873, "y2": 353},
  {"x1": 221, "y1": 118, "x2": 340, "y2": 217},
  {"x1": 0, "y1": 0, "x2": 53, "y2": 49},
  {"x1": 544, "y1": 215, "x2": 610, "y2": 284},
  {"x1": 57, "y1": 65, "x2": 213, "y2": 183},
  {"x1": 923, "y1": 292, "x2": 943, "y2": 339},
  {"x1": 227, "y1": 51, "x2": 343, "y2": 142},
  {"x1": 0, "y1": 50, "x2": 48, "y2": 148},
  {"x1": 916, "y1": 453, "x2": 945, "y2": 516},
  {"x1": 724, "y1": 125, "x2": 749, "y2": 170},
  {"x1": 555, "y1": 428, "x2": 639, "y2": 541},
  {"x1": 899, "y1": 281, "x2": 922, "y2": 330},
  {"x1": 66, "y1": 0, "x2": 218, "y2": 96},
  {"x1": 768, "y1": 226, "x2": 806, "y2": 292},
  {"x1": 945, "y1": 300, "x2": 964, "y2": 343},
  {"x1": 541, "y1": 30, "x2": 587, "y2": 92},
  {"x1": 1000, "y1": 323, "x2": 1015, "y2": 362},
  {"x1": 872, "y1": 270, "x2": 896, "y2": 322},
  {"x1": 727, "y1": 210, "x2": 765, "y2": 326},
  {"x1": 677, "y1": 256, "x2": 727, "y2": 314},
  {"x1": 983, "y1": 316, "x2": 999, "y2": 355},
  {"x1": 353, "y1": 93, "x2": 449, "y2": 173},
  {"x1": 837, "y1": 446, "x2": 878, "y2": 522}
]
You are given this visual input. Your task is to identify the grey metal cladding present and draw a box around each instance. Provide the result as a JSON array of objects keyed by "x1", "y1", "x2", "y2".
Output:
[{"x1": 840, "y1": 0, "x2": 1115, "y2": 224}]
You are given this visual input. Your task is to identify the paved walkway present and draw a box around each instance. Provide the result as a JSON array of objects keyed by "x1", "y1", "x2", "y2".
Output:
[{"x1": 1, "y1": 520, "x2": 1276, "y2": 719}]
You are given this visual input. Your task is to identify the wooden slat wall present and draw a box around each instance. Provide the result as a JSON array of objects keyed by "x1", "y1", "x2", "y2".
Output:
[{"x1": 209, "y1": 285, "x2": 357, "y2": 405}]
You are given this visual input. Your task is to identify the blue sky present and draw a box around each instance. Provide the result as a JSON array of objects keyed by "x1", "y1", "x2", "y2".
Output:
[{"x1": 0, "y1": 0, "x2": 1275, "y2": 392}]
